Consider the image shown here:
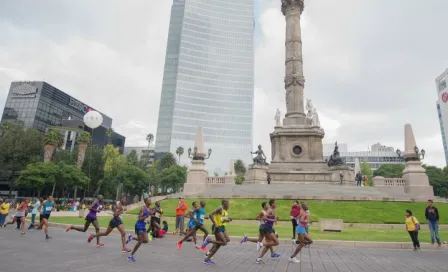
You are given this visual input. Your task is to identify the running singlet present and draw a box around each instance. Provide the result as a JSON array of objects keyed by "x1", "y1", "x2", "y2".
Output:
[
  {"x1": 135, "y1": 207, "x2": 151, "y2": 230},
  {"x1": 216, "y1": 209, "x2": 229, "y2": 227},
  {"x1": 259, "y1": 210, "x2": 266, "y2": 225},
  {"x1": 43, "y1": 201, "x2": 53, "y2": 215},
  {"x1": 197, "y1": 208, "x2": 206, "y2": 225},
  {"x1": 298, "y1": 213, "x2": 308, "y2": 227},
  {"x1": 154, "y1": 208, "x2": 162, "y2": 218},
  {"x1": 188, "y1": 209, "x2": 197, "y2": 226},
  {"x1": 265, "y1": 215, "x2": 275, "y2": 228},
  {"x1": 87, "y1": 201, "x2": 100, "y2": 219}
]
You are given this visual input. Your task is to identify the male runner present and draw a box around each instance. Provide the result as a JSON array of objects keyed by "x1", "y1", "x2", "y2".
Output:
[
  {"x1": 148, "y1": 201, "x2": 163, "y2": 237},
  {"x1": 126, "y1": 198, "x2": 152, "y2": 262},
  {"x1": 177, "y1": 200, "x2": 209, "y2": 250},
  {"x1": 3, "y1": 198, "x2": 29, "y2": 236},
  {"x1": 201, "y1": 199, "x2": 231, "y2": 265},
  {"x1": 66, "y1": 195, "x2": 104, "y2": 247},
  {"x1": 38, "y1": 196, "x2": 54, "y2": 240},
  {"x1": 241, "y1": 202, "x2": 280, "y2": 258},
  {"x1": 254, "y1": 199, "x2": 280, "y2": 264},
  {"x1": 87, "y1": 194, "x2": 131, "y2": 253},
  {"x1": 290, "y1": 202, "x2": 313, "y2": 263}
]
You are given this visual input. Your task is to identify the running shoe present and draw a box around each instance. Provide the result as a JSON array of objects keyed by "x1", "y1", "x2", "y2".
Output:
[
  {"x1": 13, "y1": 228, "x2": 18, "y2": 231},
  {"x1": 149, "y1": 234, "x2": 153, "y2": 241},
  {"x1": 194, "y1": 244, "x2": 201, "y2": 249},
  {"x1": 65, "y1": 225, "x2": 72, "y2": 232},
  {"x1": 257, "y1": 242, "x2": 263, "y2": 252},
  {"x1": 87, "y1": 234, "x2": 94, "y2": 243},
  {"x1": 122, "y1": 248, "x2": 132, "y2": 253},
  {"x1": 271, "y1": 253, "x2": 281, "y2": 258},
  {"x1": 96, "y1": 242, "x2": 105, "y2": 248},
  {"x1": 45, "y1": 236, "x2": 52, "y2": 241},
  {"x1": 127, "y1": 255, "x2": 136, "y2": 263},
  {"x1": 241, "y1": 235, "x2": 248, "y2": 243},
  {"x1": 289, "y1": 257, "x2": 300, "y2": 263},
  {"x1": 20, "y1": 232, "x2": 26, "y2": 236},
  {"x1": 126, "y1": 234, "x2": 133, "y2": 245},
  {"x1": 255, "y1": 258, "x2": 264, "y2": 264},
  {"x1": 200, "y1": 246, "x2": 208, "y2": 252},
  {"x1": 177, "y1": 241, "x2": 183, "y2": 250},
  {"x1": 202, "y1": 236, "x2": 211, "y2": 248},
  {"x1": 203, "y1": 259, "x2": 215, "y2": 265}
]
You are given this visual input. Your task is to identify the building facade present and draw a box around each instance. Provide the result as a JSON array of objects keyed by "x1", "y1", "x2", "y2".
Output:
[
  {"x1": 436, "y1": 69, "x2": 448, "y2": 165},
  {"x1": 155, "y1": 0, "x2": 254, "y2": 174},
  {"x1": 1, "y1": 81, "x2": 125, "y2": 151},
  {"x1": 123, "y1": 146, "x2": 156, "y2": 165},
  {"x1": 323, "y1": 143, "x2": 403, "y2": 171}
]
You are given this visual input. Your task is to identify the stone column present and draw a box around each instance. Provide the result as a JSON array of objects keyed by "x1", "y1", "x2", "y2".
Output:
[{"x1": 282, "y1": 0, "x2": 305, "y2": 121}]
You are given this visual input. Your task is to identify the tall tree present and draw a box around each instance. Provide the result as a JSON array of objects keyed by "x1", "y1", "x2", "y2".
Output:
[
  {"x1": 116, "y1": 164, "x2": 150, "y2": 199},
  {"x1": 106, "y1": 128, "x2": 115, "y2": 144},
  {"x1": 159, "y1": 165, "x2": 187, "y2": 194},
  {"x1": 76, "y1": 131, "x2": 91, "y2": 169},
  {"x1": 361, "y1": 160, "x2": 373, "y2": 185},
  {"x1": 102, "y1": 144, "x2": 125, "y2": 199},
  {"x1": 424, "y1": 165, "x2": 448, "y2": 198},
  {"x1": 126, "y1": 150, "x2": 139, "y2": 166},
  {"x1": 234, "y1": 159, "x2": 247, "y2": 176},
  {"x1": 16, "y1": 162, "x2": 58, "y2": 197},
  {"x1": 373, "y1": 164, "x2": 405, "y2": 178},
  {"x1": 146, "y1": 133, "x2": 154, "y2": 150},
  {"x1": 175, "y1": 146, "x2": 184, "y2": 164},
  {"x1": 159, "y1": 153, "x2": 177, "y2": 170},
  {"x1": 43, "y1": 129, "x2": 64, "y2": 162}
]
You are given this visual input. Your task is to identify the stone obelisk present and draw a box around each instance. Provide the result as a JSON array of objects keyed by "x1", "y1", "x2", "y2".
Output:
[{"x1": 268, "y1": 0, "x2": 330, "y2": 183}]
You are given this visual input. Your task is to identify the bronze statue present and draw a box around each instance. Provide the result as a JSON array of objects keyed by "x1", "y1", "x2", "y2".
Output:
[
  {"x1": 251, "y1": 145, "x2": 268, "y2": 165},
  {"x1": 327, "y1": 141, "x2": 346, "y2": 167}
]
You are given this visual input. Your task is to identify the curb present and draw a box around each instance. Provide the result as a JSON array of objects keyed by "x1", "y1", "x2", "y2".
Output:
[{"x1": 50, "y1": 222, "x2": 448, "y2": 251}]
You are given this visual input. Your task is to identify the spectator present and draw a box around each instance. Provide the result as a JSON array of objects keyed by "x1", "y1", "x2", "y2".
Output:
[
  {"x1": 339, "y1": 172, "x2": 344, "y2": 185},
  {"x1": 355, "y1": 171, "x2": 362, "y2": 186},
  {"x1": 405, "y1": 209, "x2": 421, "y2": 251},
  {"x1": 289, "y1": 200, "x2": 301, "y2": 240},
  {"x1": 0, "y1": 199, "x2": 10, "y2": 227},
  {"x1": 28, "y1": 197, "x2": 42, "y2": 230},
  {"x1": 175, "y1": 197, "x2": 187, "y2": 234},
  {"x1": 425, "y1": 199, "x2": 441, "y2": 246}
]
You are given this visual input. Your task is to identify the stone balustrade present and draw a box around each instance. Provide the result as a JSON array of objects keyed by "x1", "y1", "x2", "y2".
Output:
[
  {"x1": 373, "y1": 176, "x2": 406, "y2": 187},
  {"x1": 206, "y1": 177, "x2": 226, "y2": 184}
]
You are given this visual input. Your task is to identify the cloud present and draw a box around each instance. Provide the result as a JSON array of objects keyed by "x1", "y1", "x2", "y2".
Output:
[{"x1": 0, "y1": 0, "x2": 447, "y2": 169}]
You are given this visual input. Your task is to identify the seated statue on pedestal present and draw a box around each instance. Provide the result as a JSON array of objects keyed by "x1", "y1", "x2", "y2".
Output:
[
  {"x1": 327, "y1": 141, "x2": 346, "y2": 167},
  {"x1": 251, "y1": 145, "x2": 268, "y2": 165}
]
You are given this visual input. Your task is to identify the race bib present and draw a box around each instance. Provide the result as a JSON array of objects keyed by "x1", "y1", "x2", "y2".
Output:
[
  {"x1": 222, "y1": 216, "x2": 228, "y2": 222},
  {"x1": 45, "y1": 207, "x2": 52, "y2": 212},
  {"x1": 193, "y1": 214, "x2": 197, "y2": 219},
  {"x1": 200, "y1": 215, "x2": 205, "y2": 220},
  {"x1": 155, "y1": 212, "x2": 160, "y2": 217},
  {"x1": 144, "y1": 218, "x2": 148, "y2": 223}
]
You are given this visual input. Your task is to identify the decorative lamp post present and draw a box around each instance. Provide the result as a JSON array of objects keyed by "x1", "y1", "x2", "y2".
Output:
[
  {"x1": 414, "y1": 146, "x2": 425, "y2": 160},
  {"x1": 396, "y1": 149, "x2": 401, "y2": 157},
  {"x1": 188, "y1": 146, "x2": 212, "y2": 160}
]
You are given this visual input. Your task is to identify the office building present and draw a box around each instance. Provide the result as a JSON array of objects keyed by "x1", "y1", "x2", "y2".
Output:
[
  {"x1": 436, "y1": 69, "x2": 448, "y2": 165},
  {"x1": 123, "y1": 146, "x2": 156, "y2": 165},
  {"x1": 155, "y1": 0, "x2": 254, "y2": 174},
  {"x1": 1, "y1": 81, "x2": 125, "y2": 151},
  {"x1": 323, "y1": 142, "x2": 404, "y2": 171}
]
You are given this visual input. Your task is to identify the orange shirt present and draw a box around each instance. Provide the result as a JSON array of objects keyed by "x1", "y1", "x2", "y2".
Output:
[{"x1": 175, "y1": 200, "x2": 188, "y2": 216}]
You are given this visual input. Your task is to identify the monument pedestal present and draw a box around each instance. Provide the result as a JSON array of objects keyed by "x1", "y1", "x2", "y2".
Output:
[
  {"x1": 245, "y1": 164, "x2": 269, "y2": 184},
  {"x1": 183, "y1": 160, "x2": 207, "y2": 195},
  {"x1": 402, "y1": 160, "x2": 434, "y2": 197},
  {"x1": 330, "y1": 165, "x2": 355, "y2": 184}
]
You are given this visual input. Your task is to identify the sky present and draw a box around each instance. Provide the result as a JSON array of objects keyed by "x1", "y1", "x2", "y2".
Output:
[{"x1": 0, "y1": 0, "x2": 447, "y2": 167}]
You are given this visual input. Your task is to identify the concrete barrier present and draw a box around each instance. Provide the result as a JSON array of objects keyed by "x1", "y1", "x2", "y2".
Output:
[{"x1": 320, "y1": 218, "x2": 343, "y2": 232}]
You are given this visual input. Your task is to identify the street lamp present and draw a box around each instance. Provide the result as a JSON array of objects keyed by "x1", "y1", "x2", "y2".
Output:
[
  {"x1": 188, "y1": 146, "x2": 212, "y2": 160},
  {"x1": 396, "y1": 149, "x2": 401, "y2": 157},
  {"x1": 414, "y1": 146, "x2": 425, "y2": 160}
]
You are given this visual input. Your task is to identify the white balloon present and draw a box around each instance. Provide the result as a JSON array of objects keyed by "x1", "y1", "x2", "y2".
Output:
[{"x1": 83, "y1": 111, "x2": 103, "y2": 129}]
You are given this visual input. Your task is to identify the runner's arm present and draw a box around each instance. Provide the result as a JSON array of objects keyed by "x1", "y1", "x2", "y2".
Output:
[
  {"x1": 209, "y1": 207, "x2": 222, "y2": 225},
  {"x1": 256, "y1": 210, "x2": 265, "y2": 221},
  {"x1": 38, "y1": 201, "x2": 45, "y2": 214}
]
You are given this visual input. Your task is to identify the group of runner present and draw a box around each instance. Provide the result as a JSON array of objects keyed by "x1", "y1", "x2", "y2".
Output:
[{"x1": 2, "y1": 195, "x2": 313, "y2": 265}]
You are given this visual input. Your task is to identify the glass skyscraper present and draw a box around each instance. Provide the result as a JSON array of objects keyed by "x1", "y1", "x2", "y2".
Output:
[{"x1": 155, "y1": 0, "x2": 254, "y2": 174}]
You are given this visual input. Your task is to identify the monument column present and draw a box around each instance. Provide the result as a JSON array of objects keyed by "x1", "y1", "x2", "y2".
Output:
[{"x1": 282, "y1": 0, "x2": 306, "y2": 124}]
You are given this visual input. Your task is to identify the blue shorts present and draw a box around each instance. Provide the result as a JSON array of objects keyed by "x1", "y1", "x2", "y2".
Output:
[
  {"x1": 296, "y1": 225, "x2": 307, "y2": 235},
  {"x1": 135, "y1": 227, "x2": 146, "y2": 235},
  {"x1": 188, "y1": 221, "x2": 196, "y2": 229}
]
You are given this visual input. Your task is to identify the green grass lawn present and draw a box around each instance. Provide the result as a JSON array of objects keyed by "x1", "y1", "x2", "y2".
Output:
[
  {"x1": 51, "y1": 216, "x2": 448, "y2": 243},
  {"x1": 127, "y1": 198, "x2": 448, "y2": 224}
]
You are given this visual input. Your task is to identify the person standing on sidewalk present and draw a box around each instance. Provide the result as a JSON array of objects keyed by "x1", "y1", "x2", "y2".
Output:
[
  {"x1": 289, "y1": 200, "x2": 300, "y2": 240},
  {"x1": 175, "y1": 197, "x2": 187, "y2": 234},
  {"x1": 405, "y1": 209, "x2": 421, "y2": 251},
  {"x1": 0, "y1": 199, "x2": 10, "y2": 228},
  {"x1": 28, "y1": 197, "x2": 42, "y2": 230},
  {"x1": 425, "y1": 199, "x2": 441, "y2": 246}
]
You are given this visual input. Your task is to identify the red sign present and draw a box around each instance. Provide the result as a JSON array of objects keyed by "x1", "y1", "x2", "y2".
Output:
[{"x1": 442, "y1": 92, "x2": 448, "y2": 103}]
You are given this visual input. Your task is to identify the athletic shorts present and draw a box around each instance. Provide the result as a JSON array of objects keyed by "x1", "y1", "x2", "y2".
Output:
[
  {"x1": 263, "y1": 225, "x2": 274, "y2": 234},
  {"x1": 109, "y1": 217, "x2": 123, "y2": 229},
  {"x1": 135, "y1": 227, "x2": 147, "y2": 235},
  {"x1": 187, "y1": 221, "x2": 196, "y2": 229},
  {"x1": 296, "y1": 225, "x2": 307, "y2": 235},
  {"x1": 213, "y1": 225, "x2": 226, "y2": 234},
  {"x1": 259, "y1": 224, "x2": 265, "y2": 233},
  {"x1": 151, "y1": 217, "x2": 161, "y2": 225},
  {"x1": 40, "y1": 214, "x2": 51, "y2": 221},
  {"x1": 14, "y1": 216, "x2": 23, "y2": 220},
  {"x1": 85, "y1": 216, "x2": 97, "y2": 223}
]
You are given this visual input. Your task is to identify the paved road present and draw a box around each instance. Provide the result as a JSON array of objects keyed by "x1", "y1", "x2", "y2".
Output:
[{"x1": 0, "y1": 228, "x2": 447, "y2": 272}]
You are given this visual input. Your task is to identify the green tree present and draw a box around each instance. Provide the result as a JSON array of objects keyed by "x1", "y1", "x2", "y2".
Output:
[
  {"x1": 361, "y1": 160, "x2": 373, "y2": 186},
  {"x1": 43, "y1": 129, "x2": 64, "y2": 162},
  {"x1": 159, "y1": 153, "x2": 177, "y2": 170},
  {"x1": 146, "y1": 133, "x2": 154, "y2": 150},
  {"x1": 126, "y1": 150, "x2": 139, "y2": 166},
  {"x1": 175, "y1": 146, "x2": 184, "y2": 164},
  {"x1": 53, "y1": 149, "x2": 77, "y2": 165},
  {"x1": 106, "y1": 128, "x2": 115, "y2": 144},
  {"x1": 16, "y1": 162, "x2": 59, "y2": 196},
  {"x1": 235, "y1": 175, "x2": 244, "y2": 185},
  {"x1": 159, "y1": 165, "x2": 187, "y2": 194},
  {"x1": 116, "y1": 164, "x2": 150, "y2": 199},
  {"x1": 102, "y1": 144, "x2": 125, "y2": 199},
  {"x1": 82, "y1": 146, "x2": 105, "y2": 197},
  {"x1": 76, "y1": 131, "x2": 91, "y2": 169},
  {"x1": 373, "y1": 164, "x2": 405, "y2": 178},
  {"x1": 234, "y1": 159, "x2": 246, "y2": 176},
  {"x1": 424, "y1": 165, "x2": 448, "y2": 198},
  {"x1": 138, "y1": 151, "x2": 151, "y2": 170},
  {"x1": 0, "y1": 122, "x2": 43, "y2": 196}
]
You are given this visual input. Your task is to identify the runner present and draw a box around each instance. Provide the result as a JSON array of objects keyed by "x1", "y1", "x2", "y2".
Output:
[
  {"x1": 38, "y1": 196, "x2": 55, "y2": 240},
  {"x1": 177, "y1": 200, "x2": 209, "y2": 250},
  {"x1": 3, "y1": 198, "x2": 29, "y2": 236},
  {"x1": 126, "y1": 197, "x2": 152, "y2": 262},
  {"x1": 36, "y1": 196, "x2": 47, "y2": 230},
  {"x1": 28, "y1": 197, "x2": 42, "y2": 230},
  {"x1": 290, "y1": 202, "x2": 313, "y2": 263},
  {"x1": 201, "y1": 199, "x2": 231, "y2": 265},
  {"x1": 241, "y1": 202, "x2": 280, "y2": 258},
  {"x1": 87, "y1": 194, "x2": 131, "y2": 253},
  {"x1": 254, "y1": 199, "x2": 280, "y2": 264},
  {"x1": 148, "y1": 201, "x2": 163, "y2": 238},
  {"x1": 66, "y1": 195, "x2": 104, "y2": 247}
]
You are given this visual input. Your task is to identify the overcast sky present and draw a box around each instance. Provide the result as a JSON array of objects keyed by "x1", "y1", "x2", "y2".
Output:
[{"x1": 0, "y1": 0, "x2": 447, "y2": 167}]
